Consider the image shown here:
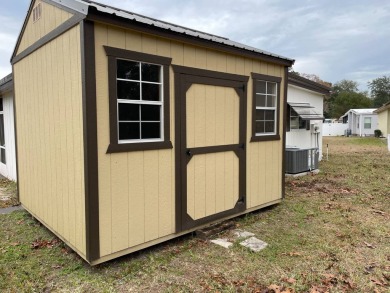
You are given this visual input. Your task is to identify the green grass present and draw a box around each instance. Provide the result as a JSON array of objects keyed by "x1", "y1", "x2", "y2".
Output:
[{"x1": 1, "y1": 137, "x2": 389, "y2": 292}]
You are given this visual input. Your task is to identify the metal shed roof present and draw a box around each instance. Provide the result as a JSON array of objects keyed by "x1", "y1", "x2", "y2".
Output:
[
  {"x1": 33, "y1": 0, "x2": 294, "y2": 66},
  {"x1": 83, "y1": 0, "x2": 294, "y2": 63}
]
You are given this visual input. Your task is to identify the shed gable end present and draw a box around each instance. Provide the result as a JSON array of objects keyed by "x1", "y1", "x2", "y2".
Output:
[{"x1": 14, "y1": 0, "x2": 76, "y2": 57}]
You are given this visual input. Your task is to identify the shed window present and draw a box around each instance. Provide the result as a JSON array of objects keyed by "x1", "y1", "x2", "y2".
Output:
[
  {"x1": 105, "y1": 46, "x2": 172, "y2": 153},
  {"x1": 251, "y1": 73, "x2": 281, "y2": 142},
  {"x1": 364, "y1": 117, "x2": 371, "y2": 129}
]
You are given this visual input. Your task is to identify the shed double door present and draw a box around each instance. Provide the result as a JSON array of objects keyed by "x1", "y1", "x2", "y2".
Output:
[{"x1": 174, "y1": 66, "x2": 248, "y2": 232}]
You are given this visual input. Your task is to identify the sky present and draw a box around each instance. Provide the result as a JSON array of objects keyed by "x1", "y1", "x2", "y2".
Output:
[{"x1": 1, "y1": 0, "x2": 389, "y2": 91}]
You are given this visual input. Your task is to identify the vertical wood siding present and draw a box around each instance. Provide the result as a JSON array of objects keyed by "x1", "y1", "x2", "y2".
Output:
[
  {"x1": 14, "y1": 25, "x2": 86, "y2": 257},
  {"x1": 17, "y1": 0, "x2": 73, "y2": 55},
  {"x1": 187, "y1": 152, "x2": 239, "y2": 220},
  {"x1": 95, "y1": 24, "x2": 285, "y2": 257},
  {"x1": 186, "y1": 85, "x2": 239, "y2": 148}
]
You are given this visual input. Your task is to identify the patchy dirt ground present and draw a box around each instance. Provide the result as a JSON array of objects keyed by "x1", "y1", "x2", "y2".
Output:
[
  {"x1": 0, "y1": 137, "x2": 389, "y2": 292},
  {"x1": 0, "y1": 179, "x2": 18, "y2": 209}
]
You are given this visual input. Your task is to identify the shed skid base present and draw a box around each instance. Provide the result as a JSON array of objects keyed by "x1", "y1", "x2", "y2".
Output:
[{"x1": 91, "y1": 199, "x2": 281, "y2": 265}]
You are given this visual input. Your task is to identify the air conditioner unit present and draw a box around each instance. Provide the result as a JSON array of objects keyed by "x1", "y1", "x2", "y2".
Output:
[{"x1": 285, "y1": 148, "x2": 319, "y2": 174}]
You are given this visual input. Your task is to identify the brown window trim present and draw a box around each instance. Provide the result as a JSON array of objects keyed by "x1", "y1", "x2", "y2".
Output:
[
  {"x1": 250, "y1": 72, "x2": 282, "y2": 142},
  {"x1": 104, "y1": 46, "x2": 173, "y2": 153}
]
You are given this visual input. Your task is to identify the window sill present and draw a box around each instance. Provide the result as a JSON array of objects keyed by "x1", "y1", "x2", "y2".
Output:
[
  {"x1": 107, "y1": 140, "x2": 173, "y2": 153},
  {"x1": 250, "y1": 134, "x2": 280, "y2": 142}
]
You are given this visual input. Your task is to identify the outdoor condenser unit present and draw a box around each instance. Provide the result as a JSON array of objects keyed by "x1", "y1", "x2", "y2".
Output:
[{"x1": 285, "y1": 148, "x2": 319, "y2": 174}]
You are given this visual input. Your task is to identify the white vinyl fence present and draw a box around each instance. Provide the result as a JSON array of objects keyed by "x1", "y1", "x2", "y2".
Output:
[{"x1": 322, "y1": 123, "x2": 348, "y2": 136}]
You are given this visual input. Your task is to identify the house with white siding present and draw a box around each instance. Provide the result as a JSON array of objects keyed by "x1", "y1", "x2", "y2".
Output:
[
  {"x1": 0, "y1": 74, "x2": 17, "y2": 181},
  {"x1": 286, "y1": 73, "x2": 330, "y2": 167},
  {"x1": 341, "y1": 109, "x2": 378, "y2": 137}
]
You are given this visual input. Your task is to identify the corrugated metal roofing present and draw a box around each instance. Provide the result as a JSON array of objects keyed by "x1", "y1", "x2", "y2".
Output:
[{"x1": 78, "y1": 0, "x2": 294, "y2": 64}]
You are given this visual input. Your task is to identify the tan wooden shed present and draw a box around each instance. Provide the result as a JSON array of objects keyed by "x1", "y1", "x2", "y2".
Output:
[{"x1": 12, "y1": 0, "x2": 295, "y2": 265}]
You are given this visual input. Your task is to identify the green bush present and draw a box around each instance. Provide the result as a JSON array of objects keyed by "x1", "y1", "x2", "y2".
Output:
[{"x1": 374, "y1": 129, "x2": 382, "y2": 137}]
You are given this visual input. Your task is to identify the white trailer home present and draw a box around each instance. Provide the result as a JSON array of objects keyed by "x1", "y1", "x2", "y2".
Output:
[
  {"x1": 285, "y1": 74, "x2": 330, "y2": 172},
  {"x1": 341, "y1": 109, "x2": 378, "y2": 137},
  {"x1": 0, "y1": 74, "x2": 17, "y2": 181}
]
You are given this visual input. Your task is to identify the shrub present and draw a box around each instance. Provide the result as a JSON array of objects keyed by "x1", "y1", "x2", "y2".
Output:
[{"x1": 374, "y1": 129, "x2": 382, "y2": 138}]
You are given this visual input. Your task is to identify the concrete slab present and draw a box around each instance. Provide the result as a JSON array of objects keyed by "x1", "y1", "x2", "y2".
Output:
[
  {"x1": 210, "y1": 238, "x2": 233, "y2": 249},
  {"x1": 240, "y1": 237, "x2": 268, "y2": 252},
  {"x1": 285, "y1": 169, "x2": 320, "y2": 177},
  {"x1": 0, "y1": 206, "x2": 23, "y2": 215},
  {"x1": 233, "y1": 229, "x2": 255, "y2": 238}
]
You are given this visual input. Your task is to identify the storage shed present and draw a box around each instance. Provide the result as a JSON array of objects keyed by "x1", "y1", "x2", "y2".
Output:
[
  {"x1": 12, "y1": 0, "x2": 294, "y2": 264},
  {"x1": 374, "y1": 102, "x2": 390, "y2": 136}
]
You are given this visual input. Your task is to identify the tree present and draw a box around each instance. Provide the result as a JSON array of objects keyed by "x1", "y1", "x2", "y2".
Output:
[
  {"x1": 368, "y1": 76, "x2": 390, "y2": 107},
  {"x1": 331, "y1": 80, "x2": 359, "y2": 97},
  {"x1": 331, "y1": 91, "x2": 373, "y2": 118}
]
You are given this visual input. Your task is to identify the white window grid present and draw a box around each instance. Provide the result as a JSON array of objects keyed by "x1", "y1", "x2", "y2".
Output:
[
  {"x1": 116, "y1": 59, "x2": 164, "y2": 144},
  {"x1": 255, "y1": 81, "x2": 277, "y2": 135}
]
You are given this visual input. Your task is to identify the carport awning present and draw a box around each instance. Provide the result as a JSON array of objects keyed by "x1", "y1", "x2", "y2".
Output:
[{"x1": 288, "y1": 102, "x2": 324, "y2": 120}]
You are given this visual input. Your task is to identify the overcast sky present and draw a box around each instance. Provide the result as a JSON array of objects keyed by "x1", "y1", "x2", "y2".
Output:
[{"x1": 1, "y1": 0, "x2": 389, "y2": 91}]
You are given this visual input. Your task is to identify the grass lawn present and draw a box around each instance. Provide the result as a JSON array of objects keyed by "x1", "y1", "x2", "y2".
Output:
[{"x1": 1, "y1": 137, "x2": 389, "y2": 292}]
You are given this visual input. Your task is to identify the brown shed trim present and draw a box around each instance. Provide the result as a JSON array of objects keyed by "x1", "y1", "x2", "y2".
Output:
[
  {"x1": 250, "y1": 72, "x2": 282, "y2": 142},
  {"x1": 11, "y1": 13, "x2": 85, "y2": 64},
  {"x1": 87, "y1": 7, "x2": 293, "y2": 67},
  {"x1": 288, "y1": 73, "x2": 331, "y2": 95},
  {"x1": 104, "y1": 46, "x2": 173, "y2": 153},
  {"x1": 173, "y1": 65, "x2": 248, "y2": 232},
  {"x1": 81, "y1": 20, "x2": 100, "y2": 262}
]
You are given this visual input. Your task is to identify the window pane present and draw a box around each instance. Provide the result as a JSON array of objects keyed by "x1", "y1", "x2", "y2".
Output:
[
  {"x1": 267, "y1": 82, "x2": 276, "y2": 95},
  {"x1": 141, "y1": 122, "x2": 160, "y2": 139},
  {"x1": 142, "y1": 63, "x2": 161, "y2": 82},
  {"x1": 117, "y1": 60, "x2": 140, "y2": 80},
  {"x1": 255, "y1": 80, "x2": 266, "y2": 94},
  {"x1": 291, "y1": 117, "x2": 299, "y2": 129},
  {"x1": 255, "y1": 109, "x2": 265, "y2": 121},
  {"x1": 119, "y1": 122, "x2": 140, "y2": 140},
  {"x1": 0, "y1": 115, "x2": 4, "y2": 146},
  {"x1": 142, "y1": 83, "x2": 161, "y2": 101},
  {"x1": 256, "y1": 95, "x2": 266, "y2": 107},
  {"x1": 118, "y1": 103, "x2": 139, "y2": 121},
  {"x1": 117, "y1": 80, "x2": 140, "y2": 100},
  {"x1": 299, "y1": 118, "x2": 307, "y2": 129},
  {"x1": 266, "y1": 96, "x2": 275, "y2": 107},
  {"x1": 265, "y1": 110, "x2": 275, "y2": 121},
  {"x1": 0, "y1": 148, "x2": 5, "y2": 164},
  {"x1": 255, "y1": 121, "x2": 265, "y2": 133},
  {"x1": 265, "y1": 121, "x2": 275, "y2": 133},
  {"x1": 141, "y1": 105, "x2": 160, "y2": 121},
  {"x1": 0, "y1": 99, "x2": 3, "y2": 111}
]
